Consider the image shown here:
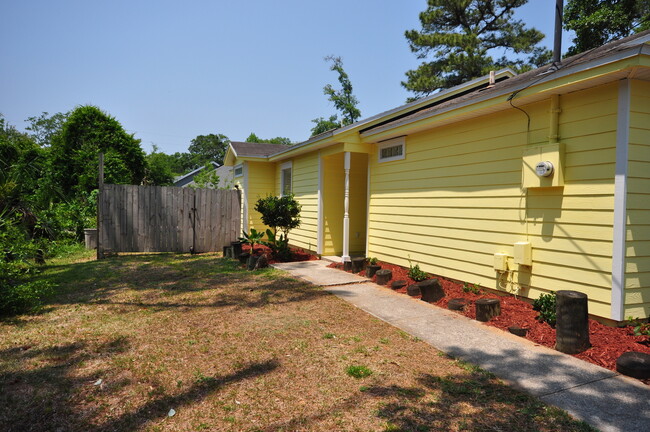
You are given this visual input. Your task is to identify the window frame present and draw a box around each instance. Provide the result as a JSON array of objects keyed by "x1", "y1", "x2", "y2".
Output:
[
  {"x1": 377, "y1": 136, "x2": 406, "y2": 163},
  {"x1": 234, "y1": 164, "x2": 244, "y2": 178},
  {"x1": 280, "y1": 161, "x2": 293, "y2": 196}
]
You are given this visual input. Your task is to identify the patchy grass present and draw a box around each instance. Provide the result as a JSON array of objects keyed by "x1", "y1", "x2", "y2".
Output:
[{"x1": 0, "y1": 251, "x2": 595, "y2": 431}]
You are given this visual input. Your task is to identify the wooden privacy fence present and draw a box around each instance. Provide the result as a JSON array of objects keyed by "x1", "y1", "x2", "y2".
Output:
[{"x1": 98, "y1": 184, "x2": 241, "y2": 256}]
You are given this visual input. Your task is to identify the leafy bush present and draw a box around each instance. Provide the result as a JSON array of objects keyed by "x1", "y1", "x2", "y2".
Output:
[
  {"x1": 627, "y1": 316, "x2": 650, "y2": 337},
  {"x1": 261, "y1": 229, "x2": 291, "y2": 262},
  {"x1": 0, "y1": 222, "x2": 54, "y2": 315},
  {"x1": 239, "y1": 228, "x2": 264, "y2": 253},
  {"x1": 254, "y1": 194, "x2": 301, "y2": 239},
  {"x1": 407, "y1": 263, "x2": 428, "y2": 282},
  {"x1": 533, "y1": 292, "x2": 557, "y2": 327}
]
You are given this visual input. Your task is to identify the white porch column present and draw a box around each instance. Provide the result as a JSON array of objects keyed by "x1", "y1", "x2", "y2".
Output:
[{"x1": 342, "y1": 151, "x2": 351, "y2": 262}]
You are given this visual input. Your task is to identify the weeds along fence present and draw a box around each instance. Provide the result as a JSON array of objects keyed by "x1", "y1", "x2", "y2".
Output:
[{"x1": 98, "y1": 184, "x2": 241, "y2": 256}]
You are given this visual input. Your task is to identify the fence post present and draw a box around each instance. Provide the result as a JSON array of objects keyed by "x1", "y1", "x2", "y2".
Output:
[{"x1": 97, "y1": 153, "x2": 104, "y2": 259}]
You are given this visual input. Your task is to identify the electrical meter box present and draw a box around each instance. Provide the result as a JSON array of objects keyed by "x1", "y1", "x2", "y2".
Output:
[
  {"x1": 522, "y1": 143, "x2": 564, "y2": 188},
  {"x1": 514, "y1": 242, "x2": 532, "y2": 266},
  {"x1": 493, "y1": 253, "x2": 508, "y2": 271}
]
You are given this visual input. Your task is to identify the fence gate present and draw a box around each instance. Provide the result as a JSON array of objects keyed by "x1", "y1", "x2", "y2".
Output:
[{"x1": 98, "y1": 184, "x2": 241, "y2": 256}]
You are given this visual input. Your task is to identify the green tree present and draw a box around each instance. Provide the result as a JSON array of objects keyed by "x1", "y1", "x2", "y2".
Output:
[
  {"x1": 310, "y1": 115, "x2": 340, "y2": 137},
  {"x1": 144, "y1": 145, "x2": 175, "y2": 186},
  {"x1": 403, "y1": 0, "x2": 550, "y2": 99},
  {"x1": 564, "y1": 0, "x2": 650, "y2": 55},
  {"x1": 49, "y1": 105, "x2": 146, "y2": 197},
  {"x1": 188, "y1": 134, "x2": 230, "y2": 166},
  {"x1": 245, "y1": 133, "x2": 292, "y2": 146},
  {"x1": 190, "y1": 163, "x2": 221, "y2": 189},
  {"x1": 25, "y1": 111, "x2": 69, "y2": 147},
  {"x1": 323, "y1": 55, "x2": 361, "y2": 126}
]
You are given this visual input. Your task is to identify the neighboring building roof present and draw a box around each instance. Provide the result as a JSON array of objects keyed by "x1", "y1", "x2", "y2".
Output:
[
  {"x1": 174, "y1": 161, "x2": 219, "y2": 187},
  {"x1": 230, "y1": 142, "x2": 288, "y2": 158}
]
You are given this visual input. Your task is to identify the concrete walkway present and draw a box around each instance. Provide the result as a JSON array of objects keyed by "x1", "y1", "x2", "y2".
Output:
[{"x1": 273, "y1": 260, "x2": 650, "y2": 432}]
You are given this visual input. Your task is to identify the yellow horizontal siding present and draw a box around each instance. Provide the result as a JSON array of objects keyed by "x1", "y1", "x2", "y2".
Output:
[
  {"x1": 624, "y1": 80, "x2": 650, "y2": 318},
  {"x1": 247, "y1": 161, "x2": 276, "y2": 233},
  {"x1": 289, "y1": 153, "x2": 319, "y2": 252},
  {"x1": 367, "y1": 83, "x2": 619, "y2": 319}
]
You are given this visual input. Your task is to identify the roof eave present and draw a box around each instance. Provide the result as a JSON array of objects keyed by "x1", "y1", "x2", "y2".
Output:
[{"x1": 362, "y1": 44, "x2": 650, "y2": 140}]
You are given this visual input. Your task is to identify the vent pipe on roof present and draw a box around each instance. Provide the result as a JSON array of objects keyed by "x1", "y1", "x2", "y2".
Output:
[
  {"x1": 552, "y1": 0, "x2": 564, "y2": 67},
  {"x1": 487, "y1": 70, "x2": 495, "y2": 88}
]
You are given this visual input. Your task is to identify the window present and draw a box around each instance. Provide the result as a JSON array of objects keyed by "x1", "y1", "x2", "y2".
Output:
[
  {"x1": 281, "y1": 162, "x2": 292, "y2": 195},
  {"x1": 378, "y1": 136, "x2": 406, "y2": 163},
  {"x1": 234, "y1": 164, "x2": 243, "y2": 178}
]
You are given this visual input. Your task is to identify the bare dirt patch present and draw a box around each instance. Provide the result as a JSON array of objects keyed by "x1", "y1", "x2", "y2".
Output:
[{"x1": 0, "y1": 253, "x2": 594, "y2": 431}]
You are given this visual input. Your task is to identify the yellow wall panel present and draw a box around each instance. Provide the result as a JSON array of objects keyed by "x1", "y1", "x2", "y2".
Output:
[
  {"x1": 625, "y1": 80, "x2": 650, "y2": 317},
  {"x1": 368, "y1": 83, "x2": 619, "y2": 319}
]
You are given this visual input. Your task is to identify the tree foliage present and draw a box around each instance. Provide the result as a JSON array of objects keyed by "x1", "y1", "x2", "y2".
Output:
[
  {"x1": 25, "y1": 111, "x2": 69, "y2": 147},
  {"x1": 49, "y1": 105, "x2": 146, "y2": 197},
  {"x1": 254, "y1": 194, "x2": 301, "y2": 240},
  {"x1": 403, "y1": 0, "x2": 550, "y2": 99},
  {"x1": 310, "y1": 115, "x2": 341, "y2": 137},
  {"x1": 188, "y1": 134, "x2": 230, "y2": 167},
  {"x1": 245, "y1": 133, "x2": 292, "y2": 146},
  {"x1": 144, "y1": 145, "x2": 175, "y2": 186},
  {"x1": 564, "y1": 0, "x2": 650, "y2": 55},
  {"x1": 323, "y1": 56, "x2": 361, "y2": 126}
]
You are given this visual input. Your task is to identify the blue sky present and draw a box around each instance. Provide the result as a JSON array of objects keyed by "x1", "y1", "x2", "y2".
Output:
[{"x1": 1, "y1": 1, "x2": 574, "y2": 154}]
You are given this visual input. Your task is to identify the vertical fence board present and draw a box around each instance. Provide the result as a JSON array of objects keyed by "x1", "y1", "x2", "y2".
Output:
[{"x1": 98, "y1": 185, "x2": 240, "y2": 254}]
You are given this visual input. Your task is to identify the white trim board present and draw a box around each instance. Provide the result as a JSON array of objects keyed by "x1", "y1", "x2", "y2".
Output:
[{"x1": 611, "y1": 79, "x2": 630, "y2": 322}]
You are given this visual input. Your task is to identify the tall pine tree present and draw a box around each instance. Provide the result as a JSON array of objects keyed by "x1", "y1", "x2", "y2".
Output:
[
  {"x1": 403, "y1": 0, "x2": 550, "y2": 99},
  {"x1": 564, "y1": 0, "x2": 650, "y2": 55}
]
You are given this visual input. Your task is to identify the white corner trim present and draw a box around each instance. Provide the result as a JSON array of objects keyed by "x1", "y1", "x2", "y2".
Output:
[
  {"x1": 365, "y1": 153, "x2": 371, "y2": 257},
  {"x1": 317, "y1": 152, "x2": 323, "y2": 255},
  {"x1": 611, "y1": 79, "x2": 630, "y2": 322},
  {"x1": 242, "y1": 161, "x2": 249, "y2": 234},
  {"x1": 378, "y1": 136, "x2": 406, "y2": 163}
]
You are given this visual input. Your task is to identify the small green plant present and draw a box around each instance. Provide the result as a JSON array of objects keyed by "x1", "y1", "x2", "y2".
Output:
[
  {"x1": 627, "y1": 316, "x2": 650, "y2": 337},
  {"x1": 346, "y1": 365, "x2": 373, "y2": 379},
  {"x1": 407, "y1": 263, "x2": 428, "y2": 282},
  {"x1": 368, "y1": 257, "x2": 378, "y2": 265},
  {"x1": 462, "y1": 282, "x2": 481, "y2": 294},
  {"x1": 323, "y1": 333, "x2": 336, "y2": 339},
  {"x1": 261, "y1": 229, "x2": 291, "y2": 261},
  {"x1": 533, "y1": 292, "x2": 557, "y2": 327},
  {"x1": 239, "y1": 228, "x2": 264, "y2": 253}
]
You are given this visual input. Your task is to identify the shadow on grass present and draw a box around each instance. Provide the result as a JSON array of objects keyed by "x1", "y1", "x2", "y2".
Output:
[
  {"x1": 29, "y1": 254, "x2": 328, "y2": 313},
  {"x1": 0, "y1": 334, "x2": 279, "y2": 432}
]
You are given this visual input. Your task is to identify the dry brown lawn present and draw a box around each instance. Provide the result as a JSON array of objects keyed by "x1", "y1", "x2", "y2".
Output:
[{"x1": 0, "y1": 252, "x2": 595, "y2": 432}]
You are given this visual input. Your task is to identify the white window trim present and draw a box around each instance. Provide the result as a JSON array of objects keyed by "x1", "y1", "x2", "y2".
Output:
[
  {"x1": 378, "y1": 136, "x2": 406, "y2": 163},
  {"x1": 280, "y1": 161, "x2": 293, "y2": 196},
  {"x1": 234, "y1": 163, "x2": 244, "y2": 178}
]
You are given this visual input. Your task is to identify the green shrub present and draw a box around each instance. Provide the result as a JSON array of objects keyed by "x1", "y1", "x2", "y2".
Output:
[
  {"x1": 533, "y1": 292, "x2": 557, "y2": 326},
  {"x1": 407, "y1": 263, "x2": 428, "y2": 282}
]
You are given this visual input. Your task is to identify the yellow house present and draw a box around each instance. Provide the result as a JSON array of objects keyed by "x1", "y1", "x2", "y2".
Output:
[{"x1": 225, "y1": 31, "x2": 650, "y2": 323}]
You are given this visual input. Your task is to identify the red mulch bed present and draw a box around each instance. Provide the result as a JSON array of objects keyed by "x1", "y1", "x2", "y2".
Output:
[
  {"x1": 240, "y1": 244, "x2": 318, "y2": 264},
  {"x1": 328, "y1": 260, "x2": 650, "y2": 384}
]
